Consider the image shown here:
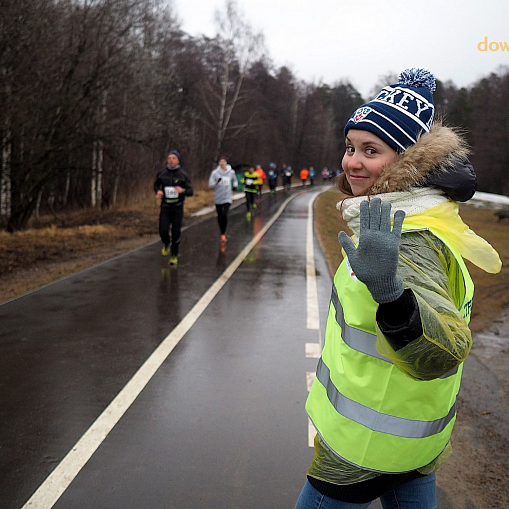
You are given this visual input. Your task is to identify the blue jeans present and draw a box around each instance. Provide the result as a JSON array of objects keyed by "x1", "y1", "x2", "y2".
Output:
[{"x1": 294, "y1": 473, "x2": 437, "y2": 509}]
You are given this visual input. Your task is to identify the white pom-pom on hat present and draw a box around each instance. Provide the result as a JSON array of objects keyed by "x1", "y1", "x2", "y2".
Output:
[{"x1": 398, "y1": 68, "x2": 436, "y2": 92}]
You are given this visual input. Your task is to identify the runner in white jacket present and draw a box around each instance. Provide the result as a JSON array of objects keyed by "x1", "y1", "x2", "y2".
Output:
[{"x1": 208, "y1": 156, "x2": 238, "y2": 247}]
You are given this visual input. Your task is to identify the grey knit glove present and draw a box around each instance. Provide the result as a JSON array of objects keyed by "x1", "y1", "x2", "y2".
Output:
[{"x1": 339, "y1": 198, "x2": 406, "y2": 304}]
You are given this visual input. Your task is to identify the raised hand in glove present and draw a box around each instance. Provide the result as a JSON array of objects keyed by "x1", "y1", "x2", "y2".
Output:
[{"x1": 339, "y1": 197, "x2": 406, "y2": 304}]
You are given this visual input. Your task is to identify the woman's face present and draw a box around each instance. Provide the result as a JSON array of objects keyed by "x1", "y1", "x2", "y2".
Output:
[{"x1": 342, "y1": 130, "x2": 398, "y2": 196}]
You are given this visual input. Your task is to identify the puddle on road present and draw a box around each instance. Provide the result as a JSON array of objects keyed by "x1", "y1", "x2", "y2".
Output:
[
  {"x1": 473, "y1": 332, "x2": 508, "y2": 359},
  {"x1": 473, "y1": 307, "x2": 509, "y2": 360}
]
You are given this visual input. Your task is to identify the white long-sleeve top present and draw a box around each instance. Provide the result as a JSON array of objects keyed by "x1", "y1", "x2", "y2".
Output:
[{"x1": 208, "y1": 165, "x2": 238, "y2": 204}]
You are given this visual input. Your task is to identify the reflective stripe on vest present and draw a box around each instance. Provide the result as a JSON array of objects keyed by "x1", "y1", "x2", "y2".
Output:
[
  {"x1": 315, "y1": 357, "x2": 457, "y2": 439},
  {"x1": 306, "y1": 226, "x2": 473, "y2": 473},
  {"x1": 330, "y1": 285, "x2": 458, "y2": 379}
]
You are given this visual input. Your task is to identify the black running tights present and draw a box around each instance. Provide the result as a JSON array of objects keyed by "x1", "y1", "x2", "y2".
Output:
[{"x1": 216, "y1": 203, "x2": 231, "y2": 235}]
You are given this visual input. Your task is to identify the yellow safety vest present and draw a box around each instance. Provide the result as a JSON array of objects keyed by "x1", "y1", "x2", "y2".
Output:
[{"x1": 306, "y1": 223, "x2": 474, "y2": 473}]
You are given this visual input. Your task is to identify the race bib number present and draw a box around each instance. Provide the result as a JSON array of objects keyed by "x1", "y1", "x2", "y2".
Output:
[
  {"x1": 285, "y1": 171, "x2": 292, "y2": 177},
  {"x1": 164, "y1": 186, "x2": 179, "y2": 199},
  {"x1": 219, "y1": 178, "x2": 230, "y2": 186},
  {"x1": 245, "y1": 178, "x2": 253, "y2": 185}
]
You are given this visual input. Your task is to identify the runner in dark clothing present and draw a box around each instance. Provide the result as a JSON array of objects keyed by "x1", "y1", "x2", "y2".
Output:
[
  {"x1": 267, "y1": 162, "x2": 278, "y2": 195},
  {"x1": 282, "y1": 165, "x2": 293, "y2": 192},
  {"x1": 153, "y1": 150, "x2": 193, "y2": 266}
]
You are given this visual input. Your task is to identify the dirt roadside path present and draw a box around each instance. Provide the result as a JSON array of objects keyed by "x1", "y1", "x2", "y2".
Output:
[{"x1": 436, "y1": 305, "x2": 509, "y2": 509}]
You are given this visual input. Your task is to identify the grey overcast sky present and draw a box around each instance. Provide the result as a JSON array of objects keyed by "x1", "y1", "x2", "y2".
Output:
[{"x1": 173, "y1": 0, "x2": 509, "y2": 99}]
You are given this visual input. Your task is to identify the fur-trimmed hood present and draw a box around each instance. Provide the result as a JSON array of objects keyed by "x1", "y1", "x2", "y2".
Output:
[{"x1": 338, "y1": 123, "x2": 477, "y2": 202}]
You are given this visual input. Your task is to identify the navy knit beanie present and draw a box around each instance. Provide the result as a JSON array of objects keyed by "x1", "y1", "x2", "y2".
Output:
[
  {"x1": 168, "y1": 150, "x2": 181, "y2": 161},
  {"x1": 344, "y1": 68, "x2": 436, "y2": 152}
]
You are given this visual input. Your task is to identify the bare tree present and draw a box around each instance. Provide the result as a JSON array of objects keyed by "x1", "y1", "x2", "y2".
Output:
[
  {"x1": 368, "y1": 72, "x2": 399, "y2": 98},
  {"x1": 201, "y1": 0, "x2": 265, "y2": 163},
  {"x1": 5, "y1": 0, "x2": 505, "y2": 232},
  {"x1": 0, "y1": 0, "x2": 185, "y2": 229}
]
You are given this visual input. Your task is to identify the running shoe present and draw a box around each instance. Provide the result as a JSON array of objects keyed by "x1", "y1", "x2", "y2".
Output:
[
  {"x1": 169, "y1": 255, "x2": 178, "y2": 266},
  {"x1": 221, "y1": 234, "x2": 227, "y2": 243},
  {"x1": 246, "y1": 211, "x2": 251, "y2": 220},
  {"x1": 161, "y1": 244, "x2": 169, "y2": 256}
]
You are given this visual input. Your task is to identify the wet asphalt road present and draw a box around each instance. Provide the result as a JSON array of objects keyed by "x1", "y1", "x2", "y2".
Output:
[{"x1": 1, "y1": 187, "x2": 335, "y2": 509}]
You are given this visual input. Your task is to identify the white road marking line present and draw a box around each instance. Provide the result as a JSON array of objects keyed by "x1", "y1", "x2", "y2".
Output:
[
  {"x1": 306, "y1": 371, "x2": 315, "y2": 392},
  {"x1": 305, "y1": 343, "x2": 321, "y2": 358},
  {"x1": 305, "y1": 188, "x2": 329, "y2": 449},
  {"x1": 22, "y1": 194, "x2": 299, "y2": 509},
  {"x1": 306, "y1": 192, "x2": 321, "y2": 331}
]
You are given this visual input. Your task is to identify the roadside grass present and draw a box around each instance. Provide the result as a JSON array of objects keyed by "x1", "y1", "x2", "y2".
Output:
[
  {"x1": 313, "y1": 187, "x2": 509, "y2": 333},
  {"x1": 0, "y1": 188, "x2": 213, "y2": 268},
  {"x1": 313, "y1": 186, "x2": 348, "y2": 278},
  {"x1": 0, "y1": 185, "x2": 214, "y2": 303}
]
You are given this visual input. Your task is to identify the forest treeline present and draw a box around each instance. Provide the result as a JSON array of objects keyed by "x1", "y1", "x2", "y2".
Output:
[{"x1": 1, "y1": 0, "x2": 508, "y2": 231}]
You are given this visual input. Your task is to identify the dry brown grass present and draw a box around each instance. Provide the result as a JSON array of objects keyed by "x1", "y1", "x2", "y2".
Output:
[
  {"x1": 458, "y1": 204, "x2": 509, "y2": 331},
  {"x1": 0, "y1": 187, "x2": 215, "y2": 303},
  {"x1": 313, "y1": 187, "x2": 349, "y2": 277},
  {"x1": 313, "y1": 188, "x2": 509, "y2": 333}
]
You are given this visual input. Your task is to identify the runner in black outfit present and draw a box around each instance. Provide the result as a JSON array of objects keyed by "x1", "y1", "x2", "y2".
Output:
[{"x1": 154, "y1": 150, "x2": 194, "y2": 266}]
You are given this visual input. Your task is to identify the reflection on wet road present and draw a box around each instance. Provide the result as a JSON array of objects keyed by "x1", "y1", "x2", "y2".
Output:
[{"x1": 1, "y1": 188, "x2": 333, "y2": 509}]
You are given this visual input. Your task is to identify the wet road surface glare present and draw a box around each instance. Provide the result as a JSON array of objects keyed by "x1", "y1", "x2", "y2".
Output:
[{"x1": 1, "y1": 188, "x2": 335, "y2": 509}]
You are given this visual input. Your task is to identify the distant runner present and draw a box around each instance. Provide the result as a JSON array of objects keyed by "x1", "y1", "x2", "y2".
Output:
[
  {"x1": 282, "y1": 165, "x2": 293, "y2": 192},
  {"x1": 255, "y1": 164, "x2": 266, "y2": 200},
  {"x1": 242, "y1": 165, "x2": 261, "y2": 220},
  {"x1": 309, "y1": 166, "x2": 316, "y2": 186},
  {"x1": 267, "y1": 162, "x2": 278, "y2": 196},
  {"x1": 300, "y1": 167, "x2": 309, "y2": 186}
]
